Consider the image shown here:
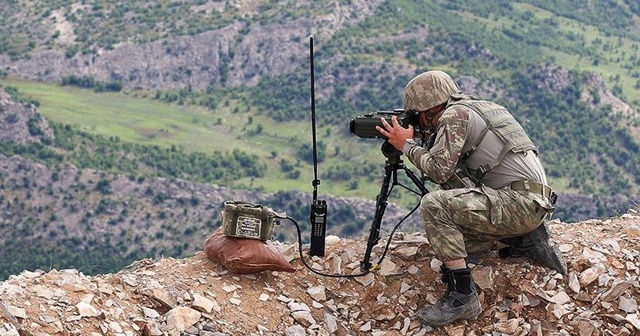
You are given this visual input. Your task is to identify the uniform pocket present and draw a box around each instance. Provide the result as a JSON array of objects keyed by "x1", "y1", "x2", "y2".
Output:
[
  {"x1": 442, "y1": 187, "x2": 503, "y2": 226},
  {"x1": 532, "y1": 196, "x2": 556, "y2": 213},
  {"x1": 445, "y1": 188, "x2": 487, "y2": 211},
  {"x1": 480, "y1": 185, "x2": 504, "y2": 225}
]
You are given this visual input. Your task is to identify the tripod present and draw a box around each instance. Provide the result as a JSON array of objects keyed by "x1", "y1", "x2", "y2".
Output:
[{"x1": 360, "y1": 141, "x2": 430, "y2": 272}]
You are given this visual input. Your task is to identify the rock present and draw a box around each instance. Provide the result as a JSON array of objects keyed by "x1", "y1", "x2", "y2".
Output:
[
  {"x1": 619, "y1": 295, "x2": 638, "y2": 314},
  {"x1": 165, "y1": 307, "x2": 201, "y2": 332},
  {"x1": 325, "y1": 235, "x2": 341, "y2": 245},
  {"x1": 378, "y1": 259, "x2": 398, "y2": 276},
  {"x1": 76, "y1": 302, "x2": 98, "y2": 317},
  {"x1": 495, "y1": 318, "x2": 520, "y2": 334},
  {"x1": 142, "y1": 307, "x2": 161, "y2": 318},
  {"x1": 568, "y1": 272, "x2": 580, "y2": 294},
  {"x1": 323, "y1": 312, "x2": 338, "y2": 334},
  {"x1": 549, "y1": 291, "x2": 571, "y2": 305},
  {"x1": 192, "y1": 293, "x2": 215, "y2": 313},
  {"x1": 473, "y1": 266, "x2": 494, "y2": 291},
  {"x1": 601, "y1": 280, "x2": 633, "y2": 302},
  {"x1": 579, "y1": 266, "x2": 603, "y2": 286},
  {"x1": 5, "y1": 306, "x2": 25, "y2": 320},
  {"x1": 307, "y1": 285, "x2": 326, "y2": 301}
]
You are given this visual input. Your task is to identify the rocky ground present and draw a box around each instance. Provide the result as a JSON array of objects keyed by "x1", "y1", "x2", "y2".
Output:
[{"x1": 1, "y1": 213, "x2": 639, "y2": 336}]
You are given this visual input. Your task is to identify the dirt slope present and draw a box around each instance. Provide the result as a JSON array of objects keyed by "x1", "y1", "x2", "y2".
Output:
[{"x1": 1, "y1": 214, "x2": 639, "y2": 336}]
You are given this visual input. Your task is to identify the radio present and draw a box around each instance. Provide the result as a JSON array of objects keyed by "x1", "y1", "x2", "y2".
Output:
[{"x1": 222, "y1": 201, "x2": 281, "y2": 241}]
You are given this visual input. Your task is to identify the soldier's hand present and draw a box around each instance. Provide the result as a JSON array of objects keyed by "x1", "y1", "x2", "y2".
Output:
[{"x1": 376, "y1": 116, "x2": 414, "y2": 151}]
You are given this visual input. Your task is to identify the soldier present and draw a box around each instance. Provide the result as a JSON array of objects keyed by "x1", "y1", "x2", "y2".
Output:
[{"x1": 376, "y1": 70, "x2": 566, "y2": 327}]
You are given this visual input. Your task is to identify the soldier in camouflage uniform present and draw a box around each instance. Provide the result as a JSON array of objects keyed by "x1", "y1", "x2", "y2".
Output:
[{"x1": 376, "y1": 70, "x2": 566, "y2": 327}]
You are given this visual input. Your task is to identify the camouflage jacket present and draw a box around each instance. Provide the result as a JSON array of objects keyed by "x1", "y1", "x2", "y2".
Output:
[{"x1": 401, "y1": 98, "x2": 545, "y2": 189}]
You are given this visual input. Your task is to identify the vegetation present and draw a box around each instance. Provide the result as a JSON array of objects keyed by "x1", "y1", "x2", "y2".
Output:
[
  {"x1": 1, "y1": 0, "x2": 638, "y2": 198},
  {"x1": 1, "y1": 0, "x2": 638, "y2": 201},
  {"x1": 61, "y1": 75, "x2": 123, "y2": 92},
  {"x1": 0, "y1": 121, "x2": 266, "y2": 185}
]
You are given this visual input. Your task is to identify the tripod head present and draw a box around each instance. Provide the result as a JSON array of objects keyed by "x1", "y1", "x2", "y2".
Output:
[{"x1": 380, "y1": 141, "x2": 403, "y2": 162}]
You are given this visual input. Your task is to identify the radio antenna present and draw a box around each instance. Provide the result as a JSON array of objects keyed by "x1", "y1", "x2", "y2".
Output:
[{"x1": 308, "y1": 36, "x2": 327, "y2": 257}]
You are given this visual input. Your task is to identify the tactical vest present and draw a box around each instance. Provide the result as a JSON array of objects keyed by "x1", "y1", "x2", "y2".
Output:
[{"x1": 441, "y1": 95, "x2": 537, "y2": 189}]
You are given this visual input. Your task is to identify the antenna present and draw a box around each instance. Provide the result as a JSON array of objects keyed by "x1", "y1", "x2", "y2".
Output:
[{"x1": 308, "y1": 36, "x2": 327, "y2": 257}]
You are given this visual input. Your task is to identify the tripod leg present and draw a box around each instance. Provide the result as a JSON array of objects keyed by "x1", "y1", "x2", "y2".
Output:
[
  {"x1": 359, "y1": 158, "x2": 430, "y2": 272},
  {"x1": 360, "y1": 162, "x2": 396, "y2": 271}
]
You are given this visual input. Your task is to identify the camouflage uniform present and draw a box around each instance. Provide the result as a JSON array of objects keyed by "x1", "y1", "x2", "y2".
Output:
[
  {"x1": 400, "y1": 70, "x2": 562, "y2": 328},
  {"x1": 402, "y1": 104, "x2": 551, "y2": 261},
  {"x1": 401, "y1": 71, "x2": 554, "y2": 262},
  {"x1": 415, "y1": 185, "x2": 549, "y2": 260}
]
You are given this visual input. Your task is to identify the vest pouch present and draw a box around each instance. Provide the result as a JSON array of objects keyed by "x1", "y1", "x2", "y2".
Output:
[{"x1": 222, "y1": 201, "x2": 278, "y2": 241}]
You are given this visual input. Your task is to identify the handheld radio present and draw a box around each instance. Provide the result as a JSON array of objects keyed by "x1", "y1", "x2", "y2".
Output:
[{"x1": 310, "y1": 198, "x2": 327, "y2": 256}]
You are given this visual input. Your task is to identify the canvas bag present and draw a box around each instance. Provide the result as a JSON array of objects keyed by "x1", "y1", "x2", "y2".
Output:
[{"x1": 203, "y1": 228, "x2": 295, "y2": 274}]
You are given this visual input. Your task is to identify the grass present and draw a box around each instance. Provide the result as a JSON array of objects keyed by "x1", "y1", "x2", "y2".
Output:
[
  {"x1": 0, "y1": 77, "x2": 417, "y2": 206},
  {"x1": 1, "y1": 78, "x2": 237, "y2": 152},
  {"x1": 0, "y1": 78, "x2": 318, "y2": 155}
]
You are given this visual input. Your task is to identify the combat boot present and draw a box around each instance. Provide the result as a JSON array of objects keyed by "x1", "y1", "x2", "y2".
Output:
[
  {"x1": 499, "y1": 221, "x2": 568, "y2": 275},
  {"x1": 417, "y1": 266, "x2": 482, "y2": 327}
]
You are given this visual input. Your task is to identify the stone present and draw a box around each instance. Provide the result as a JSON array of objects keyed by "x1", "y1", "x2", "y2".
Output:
[
  {"x1": 165, "y1": 307, "x2": 201, "y2": 332},
  {"x1": 76, "y1": 302, "x2": 98, "y2": 317},
  {"x1": 0, "y1": 215, "x2": 637, "y2": 336},
  {"x1": 601, "y1": 280, "x2": 633, "y2": 302},
  {"x1": 307, "y1": 285, "x2": 326, "y2": 301},
  {"x1": 579, "y1": 267, "x2": 602, "y2": 286},
  {"x1": 325, "y1": 235, "x2": 341, "y2": 245},
  {"x1": 473, "y1": 266, "x2": 494, "y2": 291},
  {"x1": 568, "y1": 272, "x2": 580, "y2": 294},
  {"x1": 192, "y1": 293, "x2": 215, "y2": 313},
  {"x1": 619, "y1": 296, "x2": 638, "y2": 314}
]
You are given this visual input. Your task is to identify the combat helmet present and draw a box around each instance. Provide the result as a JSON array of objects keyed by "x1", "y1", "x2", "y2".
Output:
[{"x1": 404, "y1": 70, "x2": 461, "y2": 113}]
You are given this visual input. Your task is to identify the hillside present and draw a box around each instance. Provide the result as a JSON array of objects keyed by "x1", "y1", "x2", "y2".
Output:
[
  {"x1": 1, "y1": 215, "x2": 639, "y2": 335},
  {"x1": 3, "y1": 85, "x2": 640, "y2": 281}
]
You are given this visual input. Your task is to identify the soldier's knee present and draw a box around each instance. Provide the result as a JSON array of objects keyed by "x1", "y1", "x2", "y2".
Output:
[
  {"x1": 420, "y1": 192, "x2": 446, "y2": 223},
  {"x1": 421, "y1": 191, "x2": 441, "y2": 204},
  {"x1": 421, "y1": 191, "x2": 445, "y2": 210}
]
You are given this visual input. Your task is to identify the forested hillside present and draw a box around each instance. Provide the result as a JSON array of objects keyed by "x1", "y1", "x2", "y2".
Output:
[{"x1": 0, "y1": 0, "x2": 639, "y2": 278}]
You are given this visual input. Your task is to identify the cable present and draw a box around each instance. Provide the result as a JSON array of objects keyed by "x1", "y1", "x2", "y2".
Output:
[{"x1": 282, "y1": 200, "x2": 420, "y2": 278}]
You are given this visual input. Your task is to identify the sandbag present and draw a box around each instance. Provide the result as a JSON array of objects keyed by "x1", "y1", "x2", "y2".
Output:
[{"x1": 203, "y1": 228, "x2": 295, "y2": 274}]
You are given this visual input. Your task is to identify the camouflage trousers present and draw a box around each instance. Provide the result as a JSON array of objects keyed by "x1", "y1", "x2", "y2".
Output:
[{"x1": 420, "y1": 185, "x2": 548, "y2": 261}]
